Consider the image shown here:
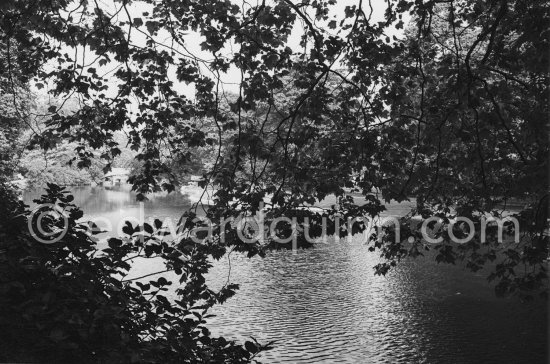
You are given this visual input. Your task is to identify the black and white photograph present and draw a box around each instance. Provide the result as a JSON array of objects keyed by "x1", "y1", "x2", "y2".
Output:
[{"x1": 0, "y1": 0, "x2": 548, "y2": 362}]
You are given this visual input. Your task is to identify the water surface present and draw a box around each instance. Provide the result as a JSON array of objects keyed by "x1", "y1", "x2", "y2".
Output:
[{"x1": 24, "y1": 187, "x2": 548, "y2": 363}]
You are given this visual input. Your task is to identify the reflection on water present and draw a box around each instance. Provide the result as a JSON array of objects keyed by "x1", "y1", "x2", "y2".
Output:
[
  {"x1": 23, "y1": 187, "x2": 548, "y2": 363},
  {"x1": 23, "y1": 185, "x2": 196, "y2": 239},
  {"x1": 23, "y1": 185, "x2": 192, "y2": 214},
  {"x1": 206, "y1": 244, "x2": 547, "y2": 363}
]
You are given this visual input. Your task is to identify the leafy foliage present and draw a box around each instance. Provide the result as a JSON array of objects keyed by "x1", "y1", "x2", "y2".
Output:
[
  {"x1": 0, "y1": 184, "x2": 271, "y2": 362},
  {"x1": 0, "y1": 0, "x2": 548, "y2": 360}
]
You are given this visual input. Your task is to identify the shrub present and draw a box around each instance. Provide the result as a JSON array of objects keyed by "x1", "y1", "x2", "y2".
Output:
[{"x1": 0, "y1": 183, "x2": 271, "y2": 363}]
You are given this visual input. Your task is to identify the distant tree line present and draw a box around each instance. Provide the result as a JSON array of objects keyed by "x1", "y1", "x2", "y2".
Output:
[{"x1": 0, "y1": 0, "x2": 547, "y2": 362}]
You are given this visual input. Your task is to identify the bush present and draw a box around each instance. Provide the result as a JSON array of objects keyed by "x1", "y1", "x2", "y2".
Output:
[{"x1": 0, "y1": 183, "x2": 271, "y2": 363}]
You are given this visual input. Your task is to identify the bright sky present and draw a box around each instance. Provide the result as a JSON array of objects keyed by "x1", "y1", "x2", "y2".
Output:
[{"x1": 35, "y1": 0, "x2": 408, "y2": 109}]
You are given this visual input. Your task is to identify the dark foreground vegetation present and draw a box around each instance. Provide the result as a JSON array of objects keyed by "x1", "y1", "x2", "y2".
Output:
[{"x1": 0, "y1": 0, "x2": 547, "y2": 362}]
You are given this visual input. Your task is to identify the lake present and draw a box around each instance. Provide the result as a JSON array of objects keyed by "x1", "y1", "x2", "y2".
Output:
[{"x1": 23, "y1": 186, "x2": 548, "y2": 363}]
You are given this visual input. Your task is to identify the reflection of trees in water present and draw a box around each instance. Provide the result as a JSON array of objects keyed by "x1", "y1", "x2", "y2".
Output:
[
  {"x1": 76, "y1": 187, "x2": 134, "y2": 214},
  {"x1": 23, "y1": 186, "x2": 192, "y2": 215}
]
